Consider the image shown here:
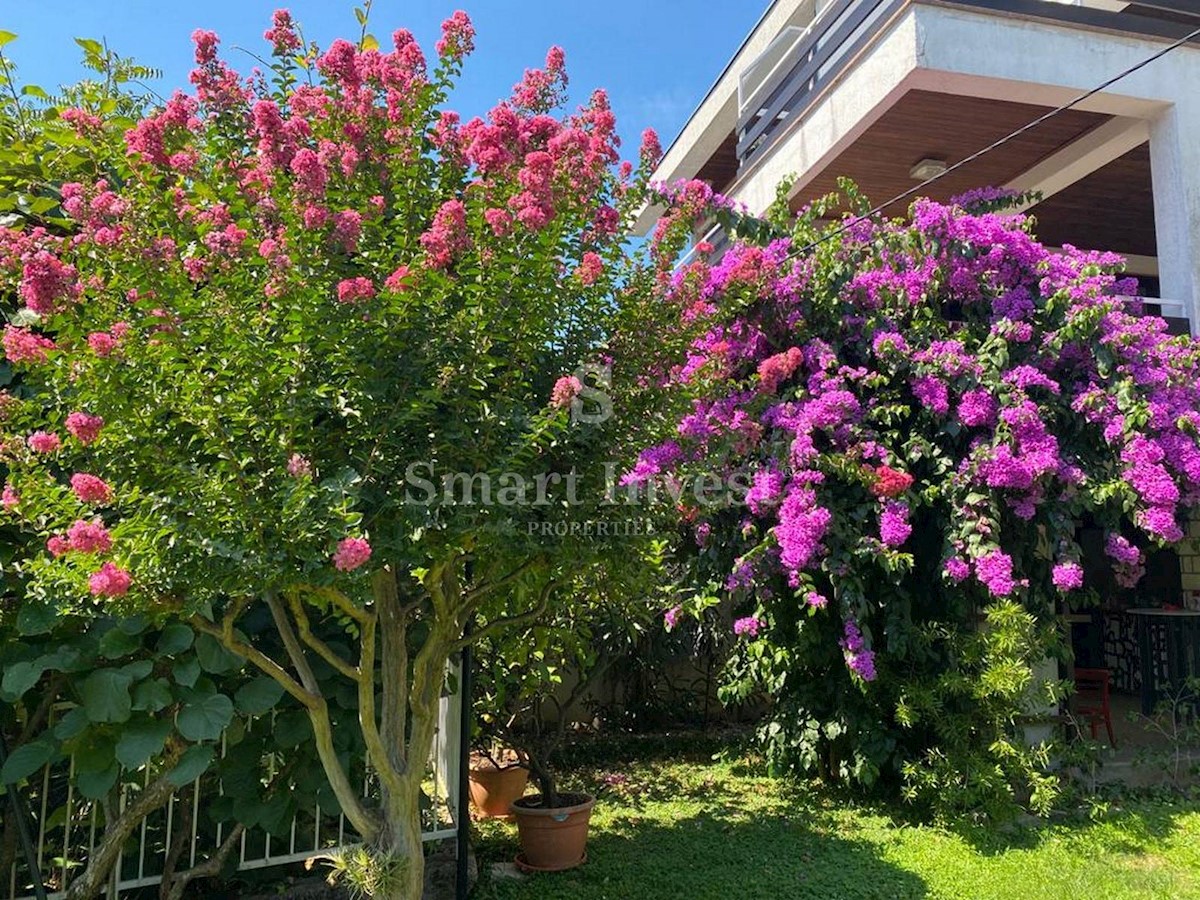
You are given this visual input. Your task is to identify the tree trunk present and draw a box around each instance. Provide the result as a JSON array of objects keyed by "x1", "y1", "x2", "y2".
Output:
[{"x1": 63, "y1": 745, "x2": 183, "y2": 900}]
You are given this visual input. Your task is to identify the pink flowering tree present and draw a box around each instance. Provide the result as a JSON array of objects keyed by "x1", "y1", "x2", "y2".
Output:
[
  {"x1": 638, "y1": 182, "x2": 1200, "y2": 816},
  {"x1": 0, "y1": 11, "x2": 672, "y2": 893}
]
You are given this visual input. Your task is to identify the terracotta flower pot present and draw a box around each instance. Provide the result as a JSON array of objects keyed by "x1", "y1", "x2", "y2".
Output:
[
  {"x1": 510, "y1": 793, "x2": 595, "y2": 872},
  {"x1": 468, "y1": 755, "x2": 529, "y2": 819}
]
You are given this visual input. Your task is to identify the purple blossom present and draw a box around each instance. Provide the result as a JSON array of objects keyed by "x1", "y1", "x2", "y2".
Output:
[
  {"x1": 733, "y1": 616, "x2": 762, "y2": 638},
  {"x1": 1052, "y1": 561, "x2": 1084, "y2": 591},
  {"x1": 841, "y1": 619, "x2": 877, "y2": 682},
  {"x1": 879, "y1": 501, "x2": 912, "y2": 548},
  {"x1": 976, "y1": 550, "x2": 1017, "y2": 597}
]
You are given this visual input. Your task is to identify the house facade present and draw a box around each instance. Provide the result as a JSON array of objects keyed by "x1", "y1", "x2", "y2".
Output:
[{"x1": 640, "y1": 0, "x2": 1199, "y2": 333}]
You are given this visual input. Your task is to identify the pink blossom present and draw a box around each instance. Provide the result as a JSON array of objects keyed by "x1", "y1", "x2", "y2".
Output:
[
  {"x1": 664, "y1": 605, "x2": 681, "y2": 629},
  {"x1": 47, "y1": 536, "x2": 69, "y2": 557},
  {"x1": 66, "y1": 519, "x2": 113, "y2": 554},
  {"x1": 576, "y1": 252, "x2": 603, "y2": 286},
  {"x1": 3, "y1": 326, "x2": 56, "y2": 364},
  {"x1": 733, "y1": 616, "x2": 762, "y2": 638},
  {"x1": 944, "y1": 557, "x2": 971, "y2": 582},
  {"x1": 27, "y1": 431, "x2": 61, "y2": 454},
  {"x1": 89, "y1": 562, "x2": 132, "y2": 597},
  {"x1": 264, "y1": 9, "x2": 302, "y2": 54},
  {"x1": 639, "y1": 128, "x2": 662, "y2": 167},
  {"x1": 550, "y1": 375, "x2": 582, "y2": 409},
  {"x1": 333, "y1": 537, "x2": 372, "y2": 572},
  {"x1": 336, "y1": 277, "x2": 375, "y2": 304},
  {"x1": 331, "y1": 209, "x2": 363, "y2": 252},
  {"x1": 806, "y1": 591, "x2": 828, "y2": 609},
  {"x1": 436, "y1": 10, "x2": 475, "y2": 60},
  {"x1": 384, "y1": 265, "x2": 413, "y2": 293},
  {"x1": 71, "y1": 473, "x2": 112, "y2": 505},
  {"x1": 976, "y1": 550, "x2": 1016, "y2": 597},
  {"x1": 879, "y1": 501, "x2": 912, "y2": 548},
  {"x1": 841, "y1": 619, "x2": 876, "y2": 681},
  {"x1": 2, "y1": 484, "x2": 18, "y2": 512},
  {"x1": 287, "y1": 453, "x2": 312, "y2": 478},
  {"x1": 65, "y1": 412, "x2": 104, "y2": 445},
  {"x1": 419, "y1": 199, "x2": 469, "y2": 269}
]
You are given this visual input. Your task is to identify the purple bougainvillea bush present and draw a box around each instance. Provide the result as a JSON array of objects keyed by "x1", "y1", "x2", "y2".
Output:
[{"x1": 640, "y1": 183, "x2": 1200, "y2": 816}]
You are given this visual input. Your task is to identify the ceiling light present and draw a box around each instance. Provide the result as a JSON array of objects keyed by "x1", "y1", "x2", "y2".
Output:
[{"x1": 909, "y1": 158, "x2": 949, "y2": 181}]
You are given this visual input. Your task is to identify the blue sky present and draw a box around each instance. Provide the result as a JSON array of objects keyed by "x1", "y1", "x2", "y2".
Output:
[{"x1": 0, "y1": 1, "x2": 764, "y2": 155}]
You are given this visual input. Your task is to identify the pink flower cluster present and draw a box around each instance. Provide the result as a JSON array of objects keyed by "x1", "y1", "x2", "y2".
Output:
[
  {"x1": 89, "y1": 562, "x2": 132, "y2": 598},
  {"x1": 333, "y1": 537, "x2": 372, "y2": 572},
  {"x1": 733, "y1": 616, "x2": 762, "y2": 638}
]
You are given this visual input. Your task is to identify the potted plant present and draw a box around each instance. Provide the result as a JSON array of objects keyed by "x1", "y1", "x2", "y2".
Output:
[
  {"x1": 467, "y1": 745, "x2": 528, "y2": 820},
  {"x1": 474, "y1": 593, "x2": 644, "y2": 871}
]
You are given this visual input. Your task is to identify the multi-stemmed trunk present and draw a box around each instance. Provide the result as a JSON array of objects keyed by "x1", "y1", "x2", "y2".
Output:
[{"x1": 192, "y1": 556, "x2": 548, "y2": 899}]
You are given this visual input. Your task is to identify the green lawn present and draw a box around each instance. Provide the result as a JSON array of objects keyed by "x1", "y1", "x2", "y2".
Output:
[{"x1": 471, "y1": 741, "x2": 1200, "y2": 900}]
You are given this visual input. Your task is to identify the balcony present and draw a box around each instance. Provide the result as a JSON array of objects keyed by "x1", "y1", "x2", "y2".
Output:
[{"x1": 736, "y1": 1, "x2": 1200, "y2": 171}]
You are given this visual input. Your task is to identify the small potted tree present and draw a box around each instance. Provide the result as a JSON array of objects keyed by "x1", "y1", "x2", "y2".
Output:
[{"x1": 474, "y1": 591, "x2": 641, "y2": 871}]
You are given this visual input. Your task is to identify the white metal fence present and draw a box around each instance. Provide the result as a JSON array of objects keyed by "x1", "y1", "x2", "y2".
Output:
[{"x1": 5, "y1": 665, "x2": 461, "y2": 900}]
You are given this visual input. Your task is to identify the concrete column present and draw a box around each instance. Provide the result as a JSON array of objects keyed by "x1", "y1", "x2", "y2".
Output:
[{"x1": 1149, "y1": 101, "x2": 1200, "y2": 329}]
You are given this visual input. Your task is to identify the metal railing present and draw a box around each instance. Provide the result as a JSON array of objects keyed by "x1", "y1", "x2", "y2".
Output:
[{"x1": 5, "y1": 665, "x2": 461, "y2": 900}]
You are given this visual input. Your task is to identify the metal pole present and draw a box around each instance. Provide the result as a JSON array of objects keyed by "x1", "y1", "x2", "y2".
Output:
[
  {"x1": 0, "y1": 733, "x2": 49, "y2": 900},
  {"x1": 455, "y1": 619, "x2": 473, "y2": 900}
]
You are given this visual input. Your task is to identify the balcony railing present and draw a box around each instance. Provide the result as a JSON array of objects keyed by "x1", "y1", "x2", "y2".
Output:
[{"x1": 735, "y1": 0, "x2": 1200, "y2": 170}]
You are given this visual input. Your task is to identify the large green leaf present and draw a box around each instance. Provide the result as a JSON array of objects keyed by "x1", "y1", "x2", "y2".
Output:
[
  {"x1": 156, "y1": 623, "x2": 194, "y2": 656},
  {"x1": 0, "y1": 739, "x2": 55, "y2": 784},
  {"x1": 115, "y1": 719, "x2": 172, "y2": 769},
  {"x1": 1, "y1": 659, "x2": 46, "y2": 699},
  {"x1": 173, "y1": 657, "x2": 200, "y2": 688},
  {"x1": 234, "y1": 677, "x2": 285, "y2": 716},
  {"x1": 195, "y1": 633, "x2": 241, "y2": 674},
  {"x1": 176, "y1": 693, "x2": 233, "y2": 742},
  {"x1": 99, "y1": 626, "x2": 140, "y2": 659},
  {"x1": 80, "y1": 669, "x2": 133, "y2": 724},
  {"x1": 132, "y1": 677, "x2": 174, "y2": 713},
  {"x1": 168, "y1": 744, "x2": 214, "y2": 787},
  {"x1": 76, "y1": 763, "x2": 119, "y2": 800}
]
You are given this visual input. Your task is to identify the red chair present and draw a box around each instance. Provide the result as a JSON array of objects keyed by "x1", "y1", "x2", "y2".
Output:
[{"x1": 1074, "y1": 667, "x2": 1115, "y2": 747}]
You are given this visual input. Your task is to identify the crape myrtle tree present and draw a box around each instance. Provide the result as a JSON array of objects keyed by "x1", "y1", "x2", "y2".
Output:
[
  {"x1": 641, "y1": 181, "x2": 1200, "y2": 817},
  {"x1": 0, "y1": 11, "x2": 676, "y2": 895}
]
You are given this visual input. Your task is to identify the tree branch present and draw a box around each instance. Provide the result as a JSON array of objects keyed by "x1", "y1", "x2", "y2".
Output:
[
  {"x1": 286, "y1": 591, "x2": 361, "y2": 681},
  {"x1": 189, "y1": 613, "x2": 316, "y2": 709},
  {"x1": 266, "y1": 591, "x2": 322, "y2": 696},
  {"x1": 452, "y1": 579, "x2": 555, "y2": 653}
]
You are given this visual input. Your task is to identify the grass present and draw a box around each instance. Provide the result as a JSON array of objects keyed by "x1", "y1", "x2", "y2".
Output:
[{"x1": 470, "y1": 737, "x2": 1200, "y2": 900}]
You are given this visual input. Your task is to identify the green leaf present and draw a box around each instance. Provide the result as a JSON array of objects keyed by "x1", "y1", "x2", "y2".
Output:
[
  {"x1": 2, "y1": 660, "x2": 46, "y2": 699},
  {"x1": 361, "y1": 33, "x2": 380, "y2": 52},
  {"x1": 80, "y1": 669, "x2": 133, "y2": 724},
  {"x1": 173, "y1": 657, "x2": 201, "y2": 688},
  {"x1": 17, "y1": 602, "x2": 56, "y2": 635},
  {"x1": 133, "y1": 677, "x2": 174, "y2": 713},
  {"x1": 53, "y1": 707, "x2": 90, "y2": 740},
  {"x1": 20, "y1": 84, "x2": 49, "y2": 100},
  {"x1": 168, "y1": 744, "x2": 214, "y2": 786},
  {"x1": 274, "y1": 710, "x2": 312, "y2": 748},
  {"x1": 115, "y1": 719, "x2": 172, "y2": 769},
  {"x1": 235, "y1": 677, "x2": 285, "y2": 716},
  {"x1": 156, "y1": 623, "x2": 194, "y2": 656},
  {"x1": 99, "y1": 626, "x2": 140, "y2": 659},
  {"x1": 0, "y1": 31, "x2": 16, "y2": 48},
  {"x1": 76, "y1": 763, "x2": 119, "y2": 799},
  {"x1": 195, "y1": 633, "x2": 241, "y2": 674},
  {"x1": 0, "y1": 739, "x2": 55, "y2": 784},
  {"x1": 74, "y1": 37, "x2": 102, "y2": 56},
  {"x1": 176, "y1": 693, "x2": 233, "y2": 742}
]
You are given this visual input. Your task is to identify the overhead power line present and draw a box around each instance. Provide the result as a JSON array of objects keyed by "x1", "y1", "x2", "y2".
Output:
[{"x1": 784, "y1": 21, "x2": 1200, "y2": 259}]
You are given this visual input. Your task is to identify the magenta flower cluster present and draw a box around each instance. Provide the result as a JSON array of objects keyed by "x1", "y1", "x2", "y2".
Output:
[{"x1": 633, "y1": 184, "x2": 1200, "y2": 685}]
